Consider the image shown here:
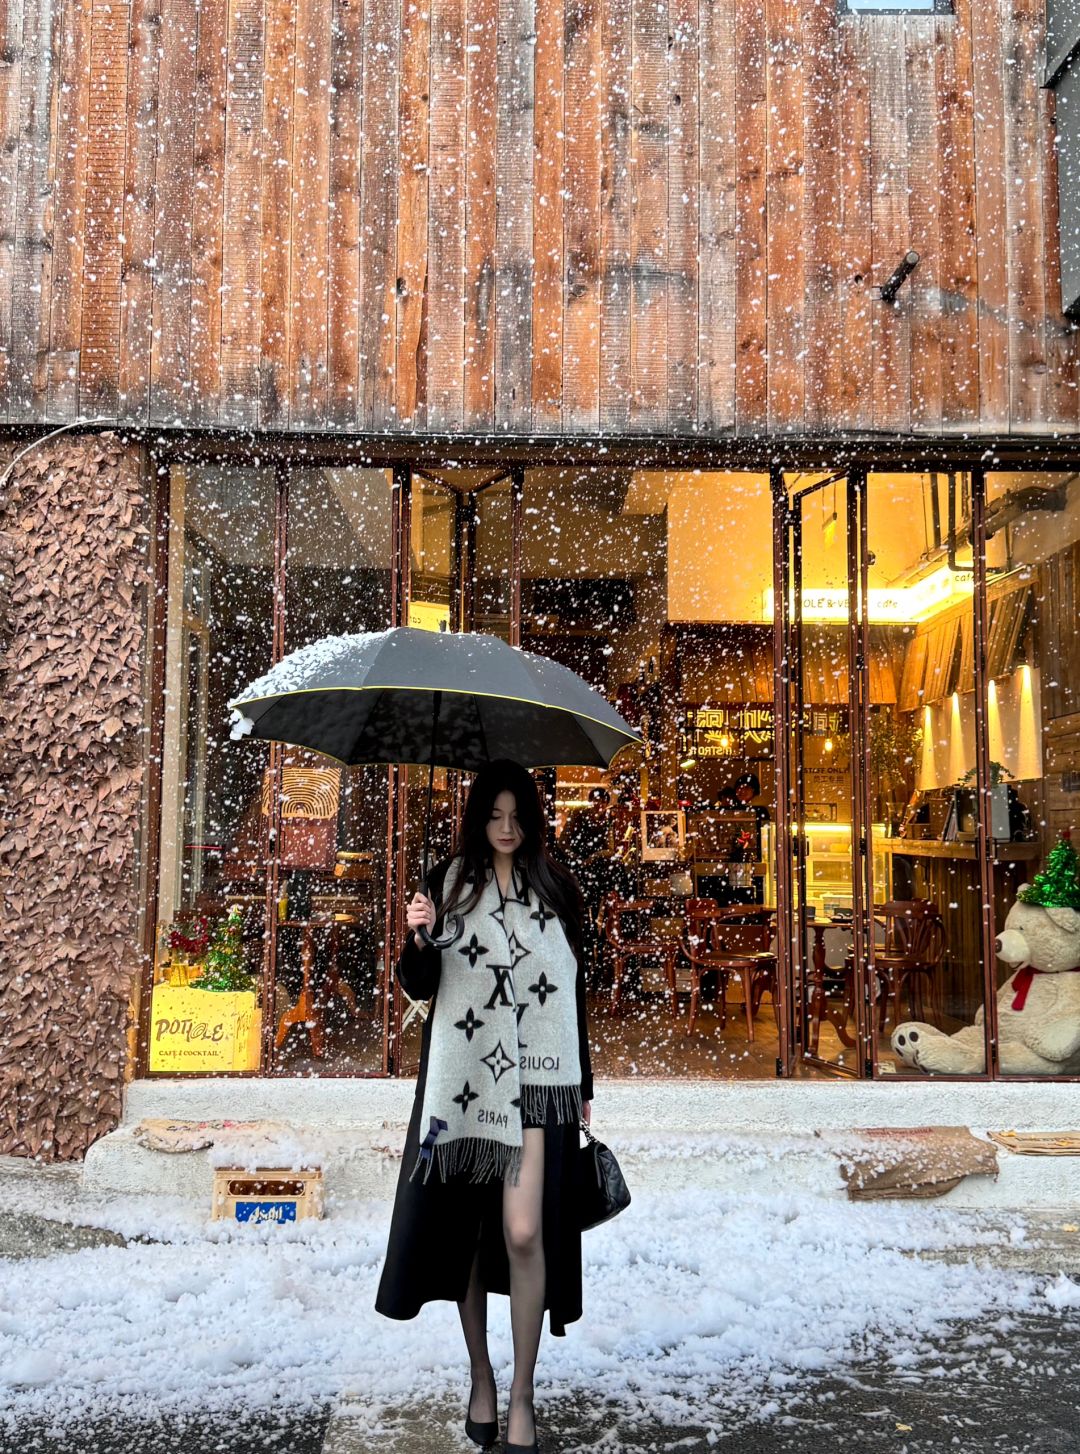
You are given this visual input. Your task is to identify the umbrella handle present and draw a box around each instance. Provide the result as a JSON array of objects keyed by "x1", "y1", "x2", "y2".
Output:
[{"x1": 417, "y1": 912, "x2": 464, "y2": 951}]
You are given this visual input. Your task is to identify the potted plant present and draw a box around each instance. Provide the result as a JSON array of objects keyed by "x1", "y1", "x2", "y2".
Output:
[
  {"x1": 869, "y1": 712, "x2": 923, "y2": 832},
  {"x1": 189, "y1": 904, "x2": 256, "y2": 993}
]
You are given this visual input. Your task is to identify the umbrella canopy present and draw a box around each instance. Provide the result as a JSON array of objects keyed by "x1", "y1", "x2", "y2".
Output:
[{"x1": 227, "y1": 627, "x2": 643, "y2": 770}]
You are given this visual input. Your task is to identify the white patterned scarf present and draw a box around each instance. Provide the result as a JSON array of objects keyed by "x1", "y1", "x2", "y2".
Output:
[{"x1": 410, "y1": 856, "x2": 582, "y2": 1187}]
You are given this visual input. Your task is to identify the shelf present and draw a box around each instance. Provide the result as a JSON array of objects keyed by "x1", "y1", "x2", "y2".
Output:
[{"x1": 880, "y1": 840, "x2": 1041, "y2": 863}]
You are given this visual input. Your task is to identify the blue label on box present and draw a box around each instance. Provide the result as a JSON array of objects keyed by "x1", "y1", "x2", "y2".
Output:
[{"x1": 234, "y1": 1199, "x2": 297, "y2": 1224}]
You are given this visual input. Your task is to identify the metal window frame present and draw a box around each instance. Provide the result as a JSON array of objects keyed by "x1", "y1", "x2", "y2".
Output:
[
  {"x1": 138, "y1": 443, "x2": 1080, "y2": 1085},
  {"x1": 838, "y1": 0, "x2": 953, "y2": 15},
  {"x1": 1046, "y1": 2, "x2": 1080, "y2": 316}
]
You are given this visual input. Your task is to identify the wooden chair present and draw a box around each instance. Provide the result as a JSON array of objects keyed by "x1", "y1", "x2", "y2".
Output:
[
  {"x1": 670, "y1": 898, "x2": 724, "y2": 1031},
  {"x1": 844, "y1": 899, "x2": 946, "y2": 1033},
  {"x1": 873, "y1": 899, "x2": 946, "y2": 1031},
  {"x1": 673, "y1": 900, "x2": 774, "y2": 1039},
  {"x1": 602, "y1": 894, "x2": 677, "y2": 1014},
  {"x1": 717, "y1": 907, "x2": 781, "y2": 1035}
]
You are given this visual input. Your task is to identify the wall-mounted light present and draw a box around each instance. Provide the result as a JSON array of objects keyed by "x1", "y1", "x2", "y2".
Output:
[
  {"x1": 823, "y1": 736, "x2": 834, "y2": 754},
  {"x1": 878, "y1": 250, "x2": 921, "y2": 303}
]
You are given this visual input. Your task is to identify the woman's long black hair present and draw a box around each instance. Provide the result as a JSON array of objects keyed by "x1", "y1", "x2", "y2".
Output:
[{"x1": 438, "y1": 759, "x2": 585, "y2": 954}]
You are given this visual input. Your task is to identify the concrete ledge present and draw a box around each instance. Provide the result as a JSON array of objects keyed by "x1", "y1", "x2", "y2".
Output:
[
  {"x1": 116, "y1": 1073, "x2": 1080, "y2": 1131},
  {"x1": 79, "y1": 1076, "x2": 1080, "y2": 1210}
]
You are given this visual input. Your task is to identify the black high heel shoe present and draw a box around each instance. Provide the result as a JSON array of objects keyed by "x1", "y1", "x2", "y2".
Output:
[
  {"x1": 465, "y1": 1371, "x2": 499, "y2": 1449},
  {"x1": 503, "y1": 1390, "x2": 539, "y2": 1453}
]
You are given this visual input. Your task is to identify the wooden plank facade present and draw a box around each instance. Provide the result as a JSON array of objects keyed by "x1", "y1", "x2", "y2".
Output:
[{"x1": 1, "y1": 0, "x2": 1078, "y2": 437}]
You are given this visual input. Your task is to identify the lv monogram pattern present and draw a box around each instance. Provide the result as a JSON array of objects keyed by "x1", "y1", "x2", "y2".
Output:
[{"x1": 411, "y1": 857, "x2": 582, "y2": 1187}]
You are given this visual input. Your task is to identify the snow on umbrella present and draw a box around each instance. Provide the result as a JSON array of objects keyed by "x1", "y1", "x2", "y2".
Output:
[{"x1": 227, "y1": 626, "x2": 642, "y2": 945}]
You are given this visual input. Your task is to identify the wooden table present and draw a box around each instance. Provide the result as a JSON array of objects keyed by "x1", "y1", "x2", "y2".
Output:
[{"x1": 274, "y1": 916, "x2": 359, "y2": 1059}]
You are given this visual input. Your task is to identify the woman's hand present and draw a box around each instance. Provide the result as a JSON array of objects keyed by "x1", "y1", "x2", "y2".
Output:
[
  {"x1": 582, "y1": 1100, "x2": 592, "y2": 1126},
  {"x1": 406, "y1": 891, "x2": 437, "y2": 949}
]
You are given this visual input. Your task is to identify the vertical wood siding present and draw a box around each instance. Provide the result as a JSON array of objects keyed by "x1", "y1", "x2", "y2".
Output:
[{"x1": 1, "y1": 0, "x2": 1078, "y2": 437}]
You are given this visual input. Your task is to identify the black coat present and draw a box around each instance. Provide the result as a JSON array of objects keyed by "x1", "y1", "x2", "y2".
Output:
[{"x1": 374, "y1": 855, "x2": 595, "y2": 1338}]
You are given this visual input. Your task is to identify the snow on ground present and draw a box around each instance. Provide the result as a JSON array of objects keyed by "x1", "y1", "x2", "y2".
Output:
[{"x1": 1, "y1": 1181, "x2": 1077, "y2": 1437}]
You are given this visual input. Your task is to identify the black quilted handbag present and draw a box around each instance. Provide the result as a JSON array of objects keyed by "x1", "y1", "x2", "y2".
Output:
[{"x1": 576, "y1": 1118, "x2": 631, "y2": 1231}]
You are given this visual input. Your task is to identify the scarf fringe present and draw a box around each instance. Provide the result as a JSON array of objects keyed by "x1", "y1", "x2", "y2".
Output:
[
  {"x1": 410, "y1": 1135, "x2": 524, "y2": 1187},
  {"x1": 409, "y1": 1083, "x2": 584, "y2": 1188},
  {"x1": 519, "y1": 1080, "x2": 583, "y2": 1127}
]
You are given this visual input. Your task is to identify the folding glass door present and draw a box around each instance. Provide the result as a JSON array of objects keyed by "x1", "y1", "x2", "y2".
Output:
[{"x1": 775, "y1": 470, "x2": 874, "y2": 1075}]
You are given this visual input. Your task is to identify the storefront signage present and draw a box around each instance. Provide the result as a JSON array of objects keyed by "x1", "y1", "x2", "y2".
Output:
[
  {"x1": 409, "y1": 600, "x2": 452, "y2": 632},
  {"x1": 805, "y1": 707, "x2": 847, "y2": 737},
  {"x1": 682, "y1": 704, "x2": 849, "y2": 759},
  {"x1": 761, "y1": 566, "x2": 974, "y2": 624},
  {"x1": 682, "y1": 705, "x2": 774, "y2": 757},
  {"x1": 149, "y1": 985, "x2": 262, "y2": 1072}
]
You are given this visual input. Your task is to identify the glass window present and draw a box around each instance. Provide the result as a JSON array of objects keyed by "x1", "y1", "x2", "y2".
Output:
[
  {"x1": 864, "y1": 473, "x2": 987, "y2": 1078},
  {"x1": 1047, "y1": 1, "x2": 1080, "y2": 315},
  {"x1": 524, "y1": 469, "x2": 786, "y2": 1079},
  {"x1": 842, "y1": 0, "x2": 951, "y2": 12},
  {"x1": 152, "y1": 464, "x2": 398, "y2": 1077},
  {"x1": 152, "y1": 466, "x2": 276, "y2": 1074},
  {"x1": 475, "y1": 477, "x2": 513, "y2": 641},
  {"x1": 986, "y1": 470, "x2": 1080, "y2": 1078},
  {"x1": 274, "y1": 469, "x2": 395, "y2": 1076}
]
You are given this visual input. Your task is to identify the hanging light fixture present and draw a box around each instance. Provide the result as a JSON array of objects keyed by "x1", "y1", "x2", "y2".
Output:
[{"x1": 823, "y1": 480, "x2": 838, "y2": 548}]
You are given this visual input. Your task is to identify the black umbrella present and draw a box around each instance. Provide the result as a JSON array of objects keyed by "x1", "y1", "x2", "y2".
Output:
[{"x1": 228, "y1": 627, "x2": 643, "y2": 945}]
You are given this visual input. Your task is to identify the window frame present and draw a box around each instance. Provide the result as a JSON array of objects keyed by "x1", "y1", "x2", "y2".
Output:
[
  {"x1": 838, "y1": 0, "x2": 953, "y2": 15},
  {"x1": 1046, "y1": 0, "x2": 1080, "y2": 316}
]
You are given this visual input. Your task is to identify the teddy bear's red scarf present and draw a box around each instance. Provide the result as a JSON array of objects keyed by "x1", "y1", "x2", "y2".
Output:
[{"x1": 1010, "y1": 964, "x2": 1080, "y2": 1011}]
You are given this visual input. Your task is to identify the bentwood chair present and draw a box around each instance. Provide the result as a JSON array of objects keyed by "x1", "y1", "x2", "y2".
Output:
[
  {"x1": 872, "y1": 900, "x2": 946, "y2": 1031},
  {"x1": 602, "y1": 894, "x2": 678, "y2": 1014},
  {"x1": 671, "y1": 898, "x2": 721, "y2": 1030},
  {"x1": 843, "y1": 898, "x2": 947, "y2": 1033}
]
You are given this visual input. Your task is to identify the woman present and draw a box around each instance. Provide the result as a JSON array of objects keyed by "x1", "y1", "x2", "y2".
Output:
[{"x1": 375, "y1": 759, "x2": 594, "y2": 1454}]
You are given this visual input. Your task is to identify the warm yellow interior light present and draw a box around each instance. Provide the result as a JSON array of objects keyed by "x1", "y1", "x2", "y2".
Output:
[{"x1": 761, "y1": 565, "x2": 973, "y2": 625}]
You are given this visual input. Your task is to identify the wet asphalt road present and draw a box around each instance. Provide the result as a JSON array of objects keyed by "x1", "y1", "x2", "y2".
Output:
[
  {"x1": 2, "y1": 1316, "x2": 1076, "y2": 1454},
  {"x1": 0, "y1": 1408, "x2": 334, "y2": 1454}
]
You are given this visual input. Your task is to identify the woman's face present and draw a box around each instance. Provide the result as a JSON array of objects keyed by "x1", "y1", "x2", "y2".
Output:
[{"x1": 486, "y1": 789, "x2": 524, "y2": 857}]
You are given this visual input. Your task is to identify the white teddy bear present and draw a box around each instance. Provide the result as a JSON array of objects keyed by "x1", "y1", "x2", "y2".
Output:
[{"x1": 891, "y1": 883, "x2": 1080, "y2": 1076}]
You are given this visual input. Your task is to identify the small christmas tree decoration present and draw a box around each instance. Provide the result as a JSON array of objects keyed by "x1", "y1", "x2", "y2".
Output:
[
  {"x1": 1019, "y1": 830, "x2": 1080, "y2": 911},
  {"x1": 192, "y1": 904, "x2": 256, "y2": 993}
]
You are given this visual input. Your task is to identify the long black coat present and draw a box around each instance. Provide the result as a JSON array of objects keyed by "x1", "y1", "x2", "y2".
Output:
[{"x1": 374, "y1": 855, "x2": 595, "y2": 1338}]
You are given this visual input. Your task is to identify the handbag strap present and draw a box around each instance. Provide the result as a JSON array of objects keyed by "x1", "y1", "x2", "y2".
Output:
[{"x1": 579, "y1": 1117, "x2": 599, "y2": 1145}]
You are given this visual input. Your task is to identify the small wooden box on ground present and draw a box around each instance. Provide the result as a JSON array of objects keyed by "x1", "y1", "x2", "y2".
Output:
[{"x1": 212, "y1": 1166, "x2": 325, "y2": 1224}]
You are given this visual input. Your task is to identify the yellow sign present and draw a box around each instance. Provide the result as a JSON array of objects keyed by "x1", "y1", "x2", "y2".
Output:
[
  {"x1": 408, "y1": 600, "x2": 451, "y2": 633},
  {"x1": 149, "y1": 985, "x2": 262, "y2": 1072}
]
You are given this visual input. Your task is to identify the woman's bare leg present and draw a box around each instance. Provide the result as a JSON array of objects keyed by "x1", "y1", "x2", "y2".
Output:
[
  {"x1": 457, "y1": 1234, "x2": 496, "y2": 1421},
  {"x1": 503, "y1": 1126, "x2": 545, "y2": 1445}
]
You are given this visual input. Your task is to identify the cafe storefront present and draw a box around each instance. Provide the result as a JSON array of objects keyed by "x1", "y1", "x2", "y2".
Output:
[{"x1": 143, "y1": 456, "x2": 1080, "y2": 1087}]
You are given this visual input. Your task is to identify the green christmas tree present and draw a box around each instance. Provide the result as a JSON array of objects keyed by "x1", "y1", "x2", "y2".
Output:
[
  {"x1": 1019, "y1": 831, "x2": 1080, "y2": 910},
  {"x1": 192, "y1": 904, "x2": 256, "y2": 992}
]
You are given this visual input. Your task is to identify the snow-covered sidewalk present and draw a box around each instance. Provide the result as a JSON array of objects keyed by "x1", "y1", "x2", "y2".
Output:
[{"x1": 1, "y1": 1156, "x2": 1079, "y2": 1441}]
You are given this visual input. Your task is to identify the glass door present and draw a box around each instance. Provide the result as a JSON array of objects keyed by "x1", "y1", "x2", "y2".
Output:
[
  {"x1": 393, "y1": 468, "x2": 517, "y2": 1073},
  {"x1": 776, "y1": 470, "x2": 873, "y2": 1076}
]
